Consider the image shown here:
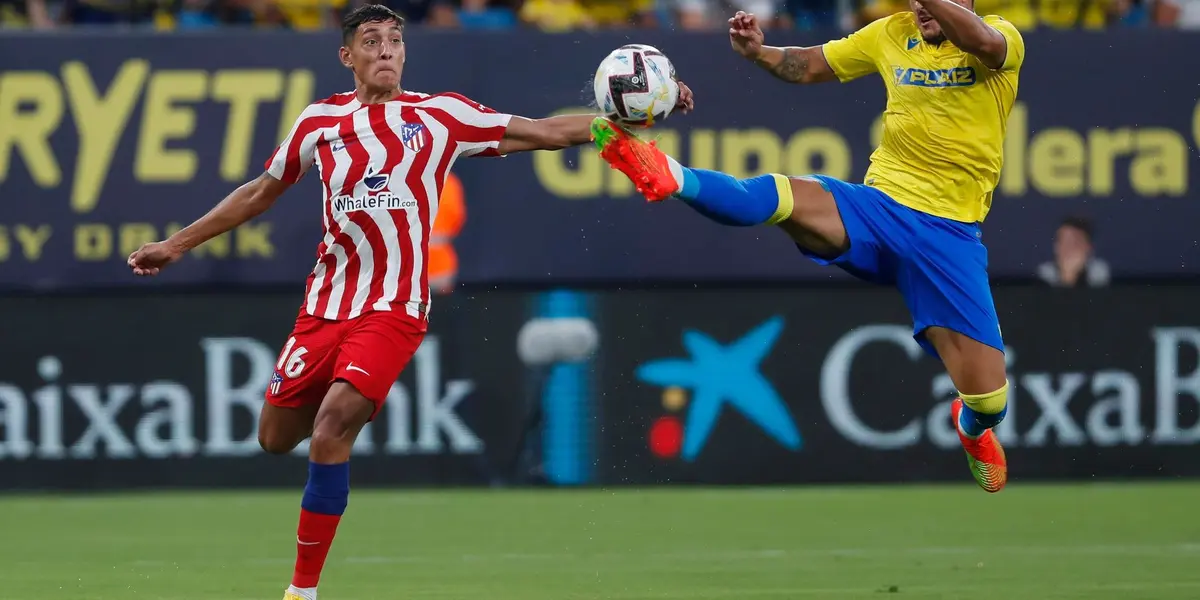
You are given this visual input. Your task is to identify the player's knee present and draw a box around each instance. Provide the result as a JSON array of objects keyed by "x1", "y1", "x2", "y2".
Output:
[
  {"x1": 308, "y1": 420, "x2": 358, "y2": 464},
  {"x1": 258, "y1": 429, "x2": 300, "y2": 455},
  {"x1": 309, "y1": 419, "x2": 353, "y2": 452},
  {"x1": 309, "y1": 384, "x2": 373, "y2": 461},
  {"x1": 257, "y1": 403, "x2": 317, "y2": 455},
  {"x1": 779, "y1": 177, "x2": 848, "y2": 257}
]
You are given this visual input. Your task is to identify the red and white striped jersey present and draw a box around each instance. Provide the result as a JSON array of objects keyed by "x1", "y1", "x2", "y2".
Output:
[{"x1": 265, "y1": 90, "x2": 511, "y2": 322}]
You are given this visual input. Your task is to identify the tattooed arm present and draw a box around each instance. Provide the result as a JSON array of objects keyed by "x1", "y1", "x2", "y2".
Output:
[
  {"x1": 751, "y1": 46, "x2": 837, "y2": 84},
  {"x1": 729, "y1": 11, "x2": 837, "y2": 84}
]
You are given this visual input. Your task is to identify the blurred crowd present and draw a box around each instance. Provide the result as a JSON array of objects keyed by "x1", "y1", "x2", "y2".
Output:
[
  {"x1": 2, "y1": 0, "x2": 1198, "y2": 31},
  {"x1": 1038, "y1": 216, "x2": 1110, "y2": 288}
]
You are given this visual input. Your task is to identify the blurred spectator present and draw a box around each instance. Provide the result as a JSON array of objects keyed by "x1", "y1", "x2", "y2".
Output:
[
  {"x1": 59, "y1": 0, "x2": 172, "y2": 25},
  {"x1": 156, "y1": 0, "x2": 257, "y2": 28},
  {"x1": 1039, "y1": 0, "x2": 1118, "y2": 28},
  {"x1": 1155, "y1": 0, "x2": 1200, "y2": 27},
  {"x1": 664, "y1": 0, "x2": 784, "y2": 30},
  {"x1": 25, "y1": 0, "x2": 1200, "y2": 29},
  {"x1": 1, "y1": 0, "x2": 54, "y2": 27},
  {"x1": 520, "y1": 0, "x2": 594, "y2": 30},
  {"x1": 581, "y1": 0, "x2": 656, "y2": 27},
  {"x1": 1106, "y1": 0, "x2": 1149, "y2": 25},
  {"x1": 255, "y1": 0, "x2": 345, "y2": 29},
  {"x1": 972, "y1": 0, "x2": 1035, "y2": 28},
  {"x1": 971, "y1": 0, "x2": 1133, "y2": 29},
  {"x1": 173, "y1": 0, "x2": 223, "y2": 26},
  {"x1": 359, "y1": 0, "x2": 458, "y2": 26},
  {"x1": 456, "y1": 0, "x2": 518, "y2": 28},
  {"x1": 854, "y1": 0, "x2": 904, "y2": 27},
  {"x1": 785, "y1": 0, "x2": 841, "y2": 29},
  {"x1": 1037, "y1": 216, "x2": 1111, "y2": 288}
]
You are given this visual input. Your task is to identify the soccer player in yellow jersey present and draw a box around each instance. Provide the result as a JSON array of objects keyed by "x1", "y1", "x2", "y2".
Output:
[{"x1": 591, "y1": 2, "x2": 1023, "y2": 492}]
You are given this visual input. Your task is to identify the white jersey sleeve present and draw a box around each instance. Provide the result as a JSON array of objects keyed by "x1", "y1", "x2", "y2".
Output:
[
  {"x1": 265, "y1": 104, "x2": 329, "y2": 183},
  {"x1": 429, "y1": 92, "x2": 514, "y2": 158}
]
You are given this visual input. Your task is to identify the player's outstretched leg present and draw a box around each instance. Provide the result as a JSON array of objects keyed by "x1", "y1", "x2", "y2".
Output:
[
  {"x1": 590, "y1": 117, "x2": 792, "y2": 226},
  {"x1": 925, "y1": 328, "x2": 1009, "y2": 493},
  {"x1": 284, "y1": 382, "x2": 374, "y2": 600}
]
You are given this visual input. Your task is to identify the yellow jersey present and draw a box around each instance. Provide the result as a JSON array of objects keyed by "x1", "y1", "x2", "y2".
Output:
[
  {"x1": 273, "y1": 0, "x2": 345, "y2": 30},
  {"x1": 581, "y1": 0, "x2": 652, "y2": 26},
  {"x1": 520, "y1": 0, "x2": 592, "y2": 32},
  {"x1": 822, "y1": 12, "x2": 1024, "y2": 223}
]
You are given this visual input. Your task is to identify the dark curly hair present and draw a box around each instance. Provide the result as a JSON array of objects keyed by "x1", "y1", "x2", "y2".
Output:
[
  {"x1": 1059, "y1": 216, "x2": 1094, "y2": 243},
  {"x1": 342, "y1": 4, "x2": 405, "y2": 44}
]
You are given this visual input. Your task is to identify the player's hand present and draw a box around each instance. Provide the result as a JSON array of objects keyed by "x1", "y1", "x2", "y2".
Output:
[
  {"x1": 675, "y1": 81, "x2": 695, "y2": 114},
  {"x1": 127, "y1": 240, "x2": 184, "y2": 277},
  {"x1": 729, "y1": 11, "x2": 765, "y2": 60}
]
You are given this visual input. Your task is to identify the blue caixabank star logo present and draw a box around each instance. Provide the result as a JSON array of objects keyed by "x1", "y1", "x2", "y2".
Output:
[{"x1": 637, "y1": 316, "x2": 802, "y2": 461}]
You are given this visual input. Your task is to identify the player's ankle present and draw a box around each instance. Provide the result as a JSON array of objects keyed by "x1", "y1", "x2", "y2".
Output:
[
  {"x1": 287, "y1": 584, "x2": 318, "y2": 600},
  {"x1": 957, "y1": 402, "x2": 999, "y2": 438}
]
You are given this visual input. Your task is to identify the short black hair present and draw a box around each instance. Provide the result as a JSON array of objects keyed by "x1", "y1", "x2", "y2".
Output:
[
  {"x1": 1059, "y1": 216, "x2": 1094, "y2": 242},
  {"x1": 342, "y1": 4, "x2": 405, "y2": 44}
]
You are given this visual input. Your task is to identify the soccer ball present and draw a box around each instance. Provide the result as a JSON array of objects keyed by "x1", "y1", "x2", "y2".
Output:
[{"x1": 593, "y1": 44, "x2": 679, "y2": 127}]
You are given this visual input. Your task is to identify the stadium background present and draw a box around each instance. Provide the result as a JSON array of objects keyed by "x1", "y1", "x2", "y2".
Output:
[{"x1": 2, "y1": 2, "x2": 1200, "y2": 598}]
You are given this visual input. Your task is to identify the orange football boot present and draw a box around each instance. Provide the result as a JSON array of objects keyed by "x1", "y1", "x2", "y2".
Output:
[
  {"x1": 951, "y1": 398, "x2": 1008, "y2": 492},
  {"x1": 590, "y1": 117, "x2": 679, "y2": 202}
]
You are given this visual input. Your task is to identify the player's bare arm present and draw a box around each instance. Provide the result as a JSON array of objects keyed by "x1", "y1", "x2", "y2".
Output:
[
  {"x1": 728, "y1": 11, "x2": 836, "y2": 84},
  {"x1": 498, "y1": 83, "x2": 694, "y2": 155},
  {"x1": 497, "y1": 114, "x2": 608, "y2": 154},
  {"x1": 127, "y1": 172, "x2": 289, "y2": 276},
  {"x1": 911, "y1": 0, "x2": 1007, "y2": 69}
]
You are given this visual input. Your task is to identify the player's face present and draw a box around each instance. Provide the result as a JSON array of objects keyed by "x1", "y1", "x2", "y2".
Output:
[
  {"x1": 344, "y1": 20, "x2": 405, "y2": 91},
  {"x1": 1055, "y1": 226, "x2": 1092, "y2": 259},
  {"x1": 909, "y1": 0, "x2": 973, "y2": 42}
]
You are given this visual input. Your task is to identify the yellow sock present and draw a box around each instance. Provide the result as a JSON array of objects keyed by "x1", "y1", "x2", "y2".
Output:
[
  {"x1": 765, "y1": 174, "x2": 794, "y2": 225},
  {"x1": 961, "y1": 381, "x2": 1008, "y2": 415}
]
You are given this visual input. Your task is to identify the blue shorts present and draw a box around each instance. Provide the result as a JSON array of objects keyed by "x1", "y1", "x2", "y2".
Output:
[{"x1": 799, "y1": 175, "x2": 1004, "y2": 359}]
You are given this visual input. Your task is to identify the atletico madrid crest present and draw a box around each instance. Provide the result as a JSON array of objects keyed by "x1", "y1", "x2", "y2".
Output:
[
  {"x1": 269, "y1": 371, "x2": 283, "y2": 396},
  {"x1": 400, "y1": 122, "x2": 428, "y2": 152}
]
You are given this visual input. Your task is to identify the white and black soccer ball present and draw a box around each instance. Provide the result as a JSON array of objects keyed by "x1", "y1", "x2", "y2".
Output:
[{"x1": 593, "y1": 44, "x2": 679, "y2": 127}]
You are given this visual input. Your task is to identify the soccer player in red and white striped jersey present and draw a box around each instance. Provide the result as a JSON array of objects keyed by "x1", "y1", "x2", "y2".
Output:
[
  {"x1": 126, "y1": 5, "x2": 694, "y2": 599},
  {"x1": 267, "y1": 86, "x2": 506, "y2": 322}
]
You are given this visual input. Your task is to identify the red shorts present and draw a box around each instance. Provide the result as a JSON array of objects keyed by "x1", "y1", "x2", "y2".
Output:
[{"x1": 265, "y1": 308, "x2": 428, "y2": 419}]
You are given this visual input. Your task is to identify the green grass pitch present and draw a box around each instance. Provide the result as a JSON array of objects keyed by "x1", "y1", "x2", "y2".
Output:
[{"x1": 2, "y1": 482, "x2": 1198, "y2": 599}]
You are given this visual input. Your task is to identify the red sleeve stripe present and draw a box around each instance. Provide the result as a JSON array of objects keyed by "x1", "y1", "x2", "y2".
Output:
[
  {"x1": 314, "y1": 91, "x2": 358, "y2": 106},
  {"x1": 422, "y1": 107, "x2": 508, "y2": 143},
  {"x1": 413, "y1": 95, "x2": 511, "y2": 138}
]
